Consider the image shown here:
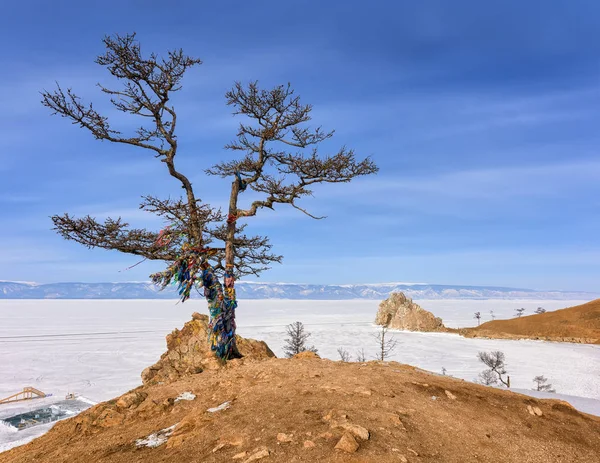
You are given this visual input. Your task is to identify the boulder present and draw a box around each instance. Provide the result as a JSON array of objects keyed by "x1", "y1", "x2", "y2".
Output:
[
  {"x1": 142, "y1": 313, "x2": 276, "y2": 385},
  {"x1": 335, "y1": 432, "x2": 360, "y2": 453},
  {"x1": 115, "y1": 391, "x2": 148, "y2": 410},
  {"x1": 339, "y1": 423, "x2": 370, "y2": 441},
  {"x1": 375, "y1": 292, "x2": 446, "y2": 332}
]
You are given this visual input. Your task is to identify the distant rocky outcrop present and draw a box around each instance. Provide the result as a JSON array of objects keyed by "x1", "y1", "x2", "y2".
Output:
[
  {"x1": 375, "y1": 292, "x2": 447, "y2": 332},
  {"x1": 141, "y1": 312, "x2": 276, "y2": 385}
]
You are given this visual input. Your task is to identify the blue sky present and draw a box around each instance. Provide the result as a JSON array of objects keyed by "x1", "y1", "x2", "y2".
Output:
[{"x1": 1, "y1": 1, "x2": 599, "y2": 291}]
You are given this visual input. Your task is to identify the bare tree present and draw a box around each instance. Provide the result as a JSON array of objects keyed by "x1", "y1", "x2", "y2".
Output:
[
  {"x1": 534, "y1": 307, "x2": 546, "y2": 314},
  {"x1": 475, "y1": 370, "x2": 498, "y2": 386},
  {"x1": 477, "y1": 351, "x2": 510, "y2": 387},
  {"x1": 355, "y1": 349, "x2": 367, "y2": 362},
  {"x1": 41, "y1": 33, "x2": 377, "y2": 361},
  {"x1": 477, "y1": 369, "x2": 498, "y2": 386},
  {"x1": 474, "y1": 311, "x2": 481, "y2": 326},
  {"x1": 337, "y1": 347, "x2": 351, "y2": 362},
  {"x1": 489, "y1": 310, "x2": 496, "y2": 321},
  {"x1": 373, "y1": 326, "x2": 398, "y2": 361},
  {"x1": 283, "y1": 321, "x2": 317, "y2": 358},
  {"x1": 441, "y1": 366, "x2": 447, "y2": 376},
  {"x1": 533, "y1": 375, "x2": 555, "y2": 392},
  {"x1": 515, "y1": 308, "x2": 526, "y2": 318}
]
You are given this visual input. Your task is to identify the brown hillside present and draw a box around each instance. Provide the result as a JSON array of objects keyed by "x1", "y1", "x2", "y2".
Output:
[
  {"x1": 462, "y1": 299, "x2": 600, "y2": 344},
  {"x1": 2, "y1": 357, "x2": 600, "y2": 463}
]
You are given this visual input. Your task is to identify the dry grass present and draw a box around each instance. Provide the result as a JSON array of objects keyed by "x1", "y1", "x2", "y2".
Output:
[{"x1": 463, "y1": 299, "x2": 600, "y2": 344}]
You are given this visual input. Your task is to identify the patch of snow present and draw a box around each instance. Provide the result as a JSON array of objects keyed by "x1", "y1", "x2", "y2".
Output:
[
  {"x1": 207, "y1": 401, "x2": 231, "y2": 413},
  {"x1": 135, "y1": 424, "x2": 177, "y2": 448},
  {"x1": 174, "y1": 392, "x2": 196, "y2": 402}
]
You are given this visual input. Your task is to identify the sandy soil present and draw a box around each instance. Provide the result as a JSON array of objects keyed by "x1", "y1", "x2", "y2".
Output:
[{"x1": 2, "y1": 355, "x2": 599, "y2": 463}]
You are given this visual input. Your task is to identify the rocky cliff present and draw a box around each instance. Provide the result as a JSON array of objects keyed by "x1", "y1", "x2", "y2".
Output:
[
  {"x1": 141, "y1": 312, "x2": 276, "y2": 385},
  {"x1": 375, "y1": 292, "x2": 447, "y2": 332}
]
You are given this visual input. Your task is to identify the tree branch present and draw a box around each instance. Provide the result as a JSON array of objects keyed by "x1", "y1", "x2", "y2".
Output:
[
  {"x1": 41, "y1": 33, "x2": 205, "y2": 244},
  {"x1": 208, "y1": 81, "x2": 378, "y2": 221},
  {"x1": 51, "y1": 213, "x2": 179, "y2": 261}
]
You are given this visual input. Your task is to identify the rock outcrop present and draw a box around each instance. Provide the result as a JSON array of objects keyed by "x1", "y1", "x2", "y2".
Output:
[
  {"x1": 141, "y1": 312, "x2": 276, "y2": 385},
  {"x1": 375, "y1": 292, "x2": 446, "y2": 332}
]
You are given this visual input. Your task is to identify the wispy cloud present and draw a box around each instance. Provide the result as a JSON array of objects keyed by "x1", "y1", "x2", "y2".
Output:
[
  {"x1": 323, "y1": 159, "x2": 600, "y2": 206},
  {"x1": 311, "y1": 85, "x2": 600, "y2": 142}
]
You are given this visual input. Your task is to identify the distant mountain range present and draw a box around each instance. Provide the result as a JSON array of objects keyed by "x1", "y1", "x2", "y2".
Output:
[{"x1": 0, "y1": 281, "x2": 597, "y2": 300}]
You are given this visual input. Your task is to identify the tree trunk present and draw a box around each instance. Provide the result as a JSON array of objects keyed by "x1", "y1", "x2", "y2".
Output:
[
  {"x1": 226, "y1": 177, "x2": 240, "y2": 267},
  {"x1": 204, "y1": 177, "x2": 242, "y2": 359}
]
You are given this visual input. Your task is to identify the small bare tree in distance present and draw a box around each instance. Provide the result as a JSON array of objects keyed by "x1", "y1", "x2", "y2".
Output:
[
  {"x1": 474, "y1": 311, "x2": 481, "y2": 326},
  {"x1": 283, "y1": 321, "x2": 317, "y2": 358},
  {"x1": 533, "y1": 375, "x2": 555, "y2": 392},
  {"x1": 337, "y1": 347, "x2": 351, "y2": 362},
  {"x1": 373, "y1": 326, "x2": 398, "y2": 361},
  {"x1": 515, "y1": 308, "x2": 526, "y2": 318},
  {"x1": 534, "y1": 307, "x2": 546, "y2": 314},
  {"x1": 489, "y1": 310, "x2": 496, "y2": 320},
  {"x1": 477, "y1": 351, "x2": 510, "y2": 387},
  {"x1": 477, "y1": 369, "x2": 498, "y2": 386},
  {"x1": 356, "y1": 349, "x2": 367, "y2": 362}
]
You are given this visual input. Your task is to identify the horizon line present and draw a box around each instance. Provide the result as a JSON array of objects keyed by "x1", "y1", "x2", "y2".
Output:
[{"x1": 1, "y1": 280, "x2": 599, "y2": 294}]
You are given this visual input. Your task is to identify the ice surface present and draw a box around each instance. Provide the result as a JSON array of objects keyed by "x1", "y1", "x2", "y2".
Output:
[
  {"x1": 1, "y1": 298, "x2": 599, "y2": 452},
  {"x1": 0, "y1": 421, "x2": 55, "y2": 453},
  {"x1": 0, "y1": 396, "x2": 94, "y2": 451}
]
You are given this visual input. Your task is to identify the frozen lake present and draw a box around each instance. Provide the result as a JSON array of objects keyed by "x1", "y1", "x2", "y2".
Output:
[
  {"x1": 1, "y1": 298, "x2": 599, "y2": 451},
  {"x1": 1, "y1": 298, "x2": 597, "y2": 400}
]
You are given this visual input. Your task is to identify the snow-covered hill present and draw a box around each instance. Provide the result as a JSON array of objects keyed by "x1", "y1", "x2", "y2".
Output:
[{"x1": 0, "y1": 280, "x2": 596, "y2": 300}]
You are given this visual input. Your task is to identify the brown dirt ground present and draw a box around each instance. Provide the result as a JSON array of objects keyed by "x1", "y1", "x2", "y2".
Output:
[
  {"x1": 461, "y1": 298, "x2": 600, "y2": 344},
  {"x1": 2, "y1": 356, "x2": 599, "y2": 463}
]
